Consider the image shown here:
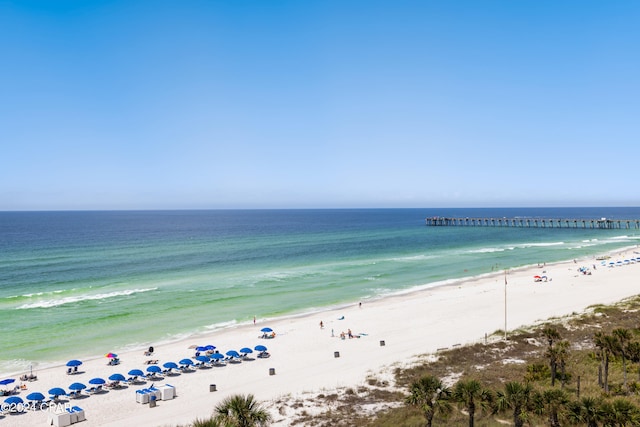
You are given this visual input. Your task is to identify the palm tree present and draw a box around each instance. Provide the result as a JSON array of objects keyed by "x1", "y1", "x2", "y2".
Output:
[
  {"x1": 556, "y1": 340, "x2": 570, "y2": 388},
  {"x1": 496, "y1": 381, "x2": 535, "y2": 427},
  {"x1": 595, "y1": 332, "x2": 618, "y2": 393},
  {"x1": 613, "y1": 328, "x2": 633, "y2": 393},
  {"x1": 627, "y1": 341, "x2": 640, "y2": 382},
  {"x1": 543, "y1": 326, "x2": 561, "y2": 386},
  {"x1": 599, "y1": 398, "x2": 640, "y2": 426},
  {"x1": 405, "y1": 375, "x2": 452, "y2": 427},
  {"x1": 452, "y1": 379, "x2": 493, "y2": 427},
  {"x1": 213, "y1": 394, "x2": 272, "y2": 427},
  {"x1": 566, "y1": 396, "x2": 602, "y2": 427},
  {"x1": 535, "y1": 388, "x2": 569, "y2": 427}
]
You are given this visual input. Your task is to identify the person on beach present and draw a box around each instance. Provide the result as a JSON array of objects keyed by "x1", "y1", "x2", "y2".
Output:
[{"x1": 320, "y1": 321, "x2": 324, "y2": 329}]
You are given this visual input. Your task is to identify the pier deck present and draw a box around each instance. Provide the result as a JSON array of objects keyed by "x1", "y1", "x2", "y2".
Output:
[{"x1": 425, "y1": 217, "x2": 640, "y2": 229}]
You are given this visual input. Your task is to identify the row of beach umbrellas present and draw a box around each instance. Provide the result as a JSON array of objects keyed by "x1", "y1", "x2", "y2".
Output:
[{"x1": 2, "y1": 341, "x2": 271, "y2": 408}]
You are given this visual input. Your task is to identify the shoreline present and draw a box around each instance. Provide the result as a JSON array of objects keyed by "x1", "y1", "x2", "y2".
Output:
[
  {"x1": 2, "y1": 247, "x2": 639, "y2": 426},
  {"x1": 3, "y1": 244, "x2": 637, "y2": 379}
]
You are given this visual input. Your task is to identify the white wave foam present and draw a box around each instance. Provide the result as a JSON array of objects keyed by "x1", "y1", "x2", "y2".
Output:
[
  {"x1": 468, "y1": 247, "x2": 505, "y2": 254},
  {"x1": 16, "y1": 288, "x2": 157, "y2": 309}
]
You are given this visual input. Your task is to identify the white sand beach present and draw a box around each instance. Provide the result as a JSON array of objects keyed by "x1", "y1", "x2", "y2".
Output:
[{"x1": 2, "y1": 249, "x2": 639, "y2": 426}]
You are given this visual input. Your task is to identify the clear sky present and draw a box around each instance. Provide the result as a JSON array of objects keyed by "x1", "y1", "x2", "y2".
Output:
[{"x1": 1, "y1": 1, "x2": 639, "y2": 210}]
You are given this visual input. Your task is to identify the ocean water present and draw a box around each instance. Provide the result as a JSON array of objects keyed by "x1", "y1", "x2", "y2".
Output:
[{"x1": 1, "y1": 208, "x2": 639, "y2": 375}]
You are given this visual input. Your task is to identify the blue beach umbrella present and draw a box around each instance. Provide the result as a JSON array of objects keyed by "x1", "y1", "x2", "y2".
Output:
[
  {"x1": 163, "y1": 362, "x2": 178, "y2": 370},
  {"x1": 108, "y1": 373, "x2": 126, "y2": 382},
  {"x1": 226, "y1": 350, "x2": 241, "y2": 359},
  {"x1": 260, "y1": 327, "x2": 273, "y2": 333},
  {"x1": 89, "y1": 378, "x2": 106, "y2": 385},
  {"x1": 128, "y1": 369, "x2": 145, "y2": 377},
  {"x1": 195, "y1": 346, "x2": 208, "y2": 352},
  {"x1": 66, "y1": 360, "x2": 82, "y2": 367},
  {"x1": 49, "y1": 387, "x2": 66, "y2": 397},
  {"x1": 4, "y1": 396, "x2": 23, "y2": 405},
  {"x1": 239, "y1": 347, "x2": 253, "y2": 354},
  {"x1": 69, "y1": 382, "x2": 86, "y2": 391},
  {"x1": 179, "y1": 359, "x2": 194, "y2": 366},
  {"x1": 0, "y1": 378, "x2": 15, "y2": 386},
  {"x1": 146, "y1": 365, "x2": 162, "y2": 374},
  {"x1": 204, "y1": 344, "x2": 216, "y2": 351},
  {"x1": 254, "y1": 345, "x2": 268, "y2": 352},
  {"x1": 195, "y1": 355, "x2": 209, "y2": 363},
  {"x1": 210, "y1": 353, "x2": 224, "y2": 360},
  {"x1": 26, "y1": 392, "x2": 46, "y2": 401}
]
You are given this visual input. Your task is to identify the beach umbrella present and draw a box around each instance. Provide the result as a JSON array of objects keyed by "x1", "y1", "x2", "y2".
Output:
[
  {"x1": 239, "y1": 347, "x2": 253, "y2": 354},
  {"x1": 178, "y1": 359, "x2": 194, "y2": 366},
  {"x1": 4, "y1": 396, "x2": 23, "y2": 404},
  {"x1": 195, "y1": 346, "x2": 208, "y2": 352},
  {"x1": 26, "y1": 392, "x2": 46, "y2": 401},
  {"x1": 254, "y1": 345, "x2": 268, "y2": 352},
  {"x1": 146, "y1": 365, "x2": 162, "y2": 374},
  {"x1": 48, "y1": 387, "x2": 66, "y2": 397},
  {"x1": 69, "y1": 382, "x2": 86, "y2": 391},
  {"x1": 108, "y1": 373, "x2": 125, "y2": 382},
  {"x1": 66, "y1": 359, "x2": 82, "y2": 367},
  {"x1": 204, "y1": 344, "x2": 216, "y2": 351},
  {"x1": 89, "y1": 378, "x2": 106, "y2": 385},
  {"x1": 210, "y1": 353, "x2": 224, "y2": 360},
  {"x1": 260, "y1": 327, "x2": 273, "y2": 333},
  {"x1": 105, "y1": 352, "x2": 118, "y2": 359},
  {"x1": 195, "y1": 355, "x2": 210, "y2": 363},
  {"x1": 0, "y1": 378, "x2": 15, "y2": 386},
  {"x1": 128, "y1": 369, "x2": 145, "y2": 376},
  {"x1": 163, "y1": 362, "x2": 178, "y2": 370},
  {"x1": 226, "y1": 350, "x2": 241, "y2": 359}
]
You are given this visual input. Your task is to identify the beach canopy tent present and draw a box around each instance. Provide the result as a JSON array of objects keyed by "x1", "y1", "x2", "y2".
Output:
[
  {"x1": 26, "y1": 392, "x2": 45, "y2": 401},
  {"x1": 0, "y1": 378, "x2": 15, "y2": 386},
  {"x1": 128, "y1": 369, "x2": 145, "y2": 376},
  {"x1": 146, "y1": 365, "x2": 162, "y2": 373},
  {"x1": 254, "y1": 345, "x2": 268, "y2": 352},
  {"x1": 66, "y1": 360, "x2": 82, "y2": 367},
  {"x1": 178, "y1": 359, "x2": 194, "y2": 366},
  {"x1": 239, "y1": 347, "x2": 253, "y2": 354},
  {"x1": 108, "y1": 373, "x2": 126, "y2": 382},
  {"x1": 48, "y1": 387, "x2": 66, "y2": 397},
  {"x1": 260, "y1": 327, "x2": 273, "y2": 333},
  {"x1": 69, "y1": 382, "x2": 86, "y2": 391},
  {"x1": 89, "y1": 378, "x2": 106, "y2": 385},
  {"x1": 163, "y1": 362, "x2": 178, "y2": 370},
  {"x1": 4, "y1": 396, "x2": 23, "y2": 405}
]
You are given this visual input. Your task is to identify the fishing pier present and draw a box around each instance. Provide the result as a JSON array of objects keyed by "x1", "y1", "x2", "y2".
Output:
[{"x1": 425, "y1": 217, "x2": 640, "y2": 229}]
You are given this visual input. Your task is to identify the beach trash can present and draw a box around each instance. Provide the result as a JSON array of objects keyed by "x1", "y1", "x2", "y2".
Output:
[
  {"x1": 210, "y1": 384, "x2": 217, "y2": 392},
  {"x1": 149, "y1": 395, "x2": 156, "y2": 408},
  {"x1": 380, "y1": 340, "x2": 385, "y2": 346},
  {"x1": 269, "y1": 368, "x2": 276, "y2": 375},
  {"x1": 334, "y1": 351, "x2": 340, "y2": 358}
]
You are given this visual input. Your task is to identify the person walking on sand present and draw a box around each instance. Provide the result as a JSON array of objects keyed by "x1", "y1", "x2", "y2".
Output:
[{"x1": 320, "y1": 320, "x2": 324, "y2": 329}]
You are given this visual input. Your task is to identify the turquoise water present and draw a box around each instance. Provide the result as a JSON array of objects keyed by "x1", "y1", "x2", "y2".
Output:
[{"x1": 1, "y1": 208, "x2": 639, "y2": 374}]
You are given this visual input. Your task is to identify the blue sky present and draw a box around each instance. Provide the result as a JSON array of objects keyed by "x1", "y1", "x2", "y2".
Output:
[{"x1": 1, "y1": 1, "x2": 639, "y2": 210}]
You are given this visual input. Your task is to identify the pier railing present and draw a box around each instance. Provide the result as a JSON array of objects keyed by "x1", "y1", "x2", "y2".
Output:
[{"x1": 425, "y1": 217, "x2": 640, "y2": 229}]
